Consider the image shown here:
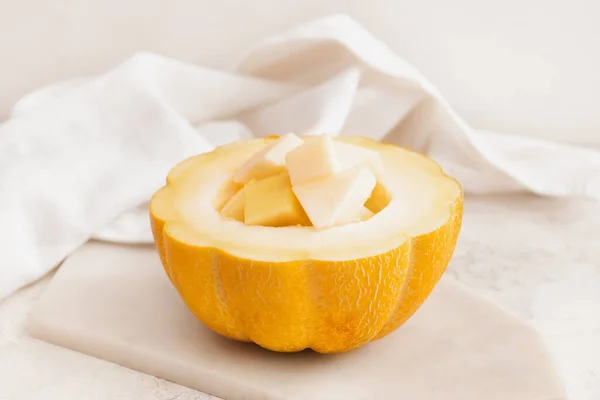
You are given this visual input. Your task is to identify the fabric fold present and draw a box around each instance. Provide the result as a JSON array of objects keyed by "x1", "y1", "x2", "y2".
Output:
[{"x1": 0, "y1": 14, "x2": 599, "y2": 302}]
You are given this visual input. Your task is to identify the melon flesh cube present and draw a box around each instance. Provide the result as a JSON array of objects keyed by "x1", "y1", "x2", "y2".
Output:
[
  {"x1": 334, "y1": 141, "x2": 384, "y2": 177},
  {"x1": 365, "y1": 181, "x2": 392, "y2": 213},
  {"x1": 220, "y1": 186, "x2": 246, "y2": 221},
  {"x1": 233, "y1": 133, "x2": 303, "y2": 184},
  {"x1": 356, "y1": 206, "x2": 375, "y2": 221},
  {"x1": 244, "y1": 172, "x2": 311, "y2": 227},
  {"x1": 285, "y1": 135, "x2": 341, "y2": 186},
  {"x1": 215, "y1": 179, "x2": 244, "y2": 211},
  {"x1": 338, "y1": 206, "x2": 375, "y2": 225},
  {"x1": 292, "y1": 166, "x2": 377, "y2": 230}
]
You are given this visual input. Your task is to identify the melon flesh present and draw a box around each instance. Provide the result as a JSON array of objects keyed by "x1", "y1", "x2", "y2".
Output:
[
  {"x1": 365, "y1": 181, "x2": 392, "y2": 213},
  {"x1": 227, "y1": 134, "x2": 386, "y2": 229},
  {"x1": 291, "y1": 166, "x2": 377, "y2": 230},
  {"x1": 214, "y1": 179, "x2": 243, "y2": 211},
  {"x1": 285, "y1": 135, "x2": 341, "y2": 186},
  {"x1": 233, "y1": 132, "x2": 303, "y2": 184},
  {"x1": 334, "y1": 141, "x2": 384, "y2": 177},
  {"x1": 244, "y1": 172, "x2": 310, "y2": 227},
  {"x1": 347, "y1": 206, "x2": 375, "y2": 223},
  {"x1": 219, "y1": 185, "x2": 246, "y2": 222}
]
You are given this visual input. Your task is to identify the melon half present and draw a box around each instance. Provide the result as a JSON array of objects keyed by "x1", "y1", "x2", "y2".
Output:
[{"x1": 150, "y1": 135, "x2": 463, "y2": 354}]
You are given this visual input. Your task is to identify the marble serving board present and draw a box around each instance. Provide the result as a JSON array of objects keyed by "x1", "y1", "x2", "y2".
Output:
[{"x1": 27, "y1": 242, "x2": 566, "y2": 400}]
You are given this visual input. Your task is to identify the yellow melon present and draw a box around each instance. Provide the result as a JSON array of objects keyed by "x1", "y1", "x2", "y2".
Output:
[{"x1": 149, "y1": 135, "x2": 463, "y2": 354}]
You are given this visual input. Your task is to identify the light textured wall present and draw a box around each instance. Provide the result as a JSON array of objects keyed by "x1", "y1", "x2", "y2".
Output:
[{"x1": 1, "y1": 0, "x2": 598, "y2": 143}]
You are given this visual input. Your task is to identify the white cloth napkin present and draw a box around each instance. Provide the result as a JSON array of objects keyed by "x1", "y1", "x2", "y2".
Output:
[{"x1": 1, "y1": 14, "x2": 599, "y2": 301}]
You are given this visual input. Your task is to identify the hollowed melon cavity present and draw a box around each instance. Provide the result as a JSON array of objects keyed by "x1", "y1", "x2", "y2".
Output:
[{"x1": 215, "y1": 133, "x2": 391, "y2": 229}]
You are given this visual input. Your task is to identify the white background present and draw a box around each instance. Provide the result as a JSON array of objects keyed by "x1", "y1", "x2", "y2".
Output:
[{"x1": 1, "y1": 0, "x2": 598, "y2": 144}]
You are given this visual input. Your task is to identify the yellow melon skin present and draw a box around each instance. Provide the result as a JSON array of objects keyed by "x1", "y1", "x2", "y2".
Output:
[{"x1": 150, "y1": 137, "x2": 463, "y2": 354}]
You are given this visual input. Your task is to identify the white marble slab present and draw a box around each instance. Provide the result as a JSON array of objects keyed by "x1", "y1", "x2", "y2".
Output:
[{"x1": 26, "y1": 241, "x2": 565, "y2": 400}]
